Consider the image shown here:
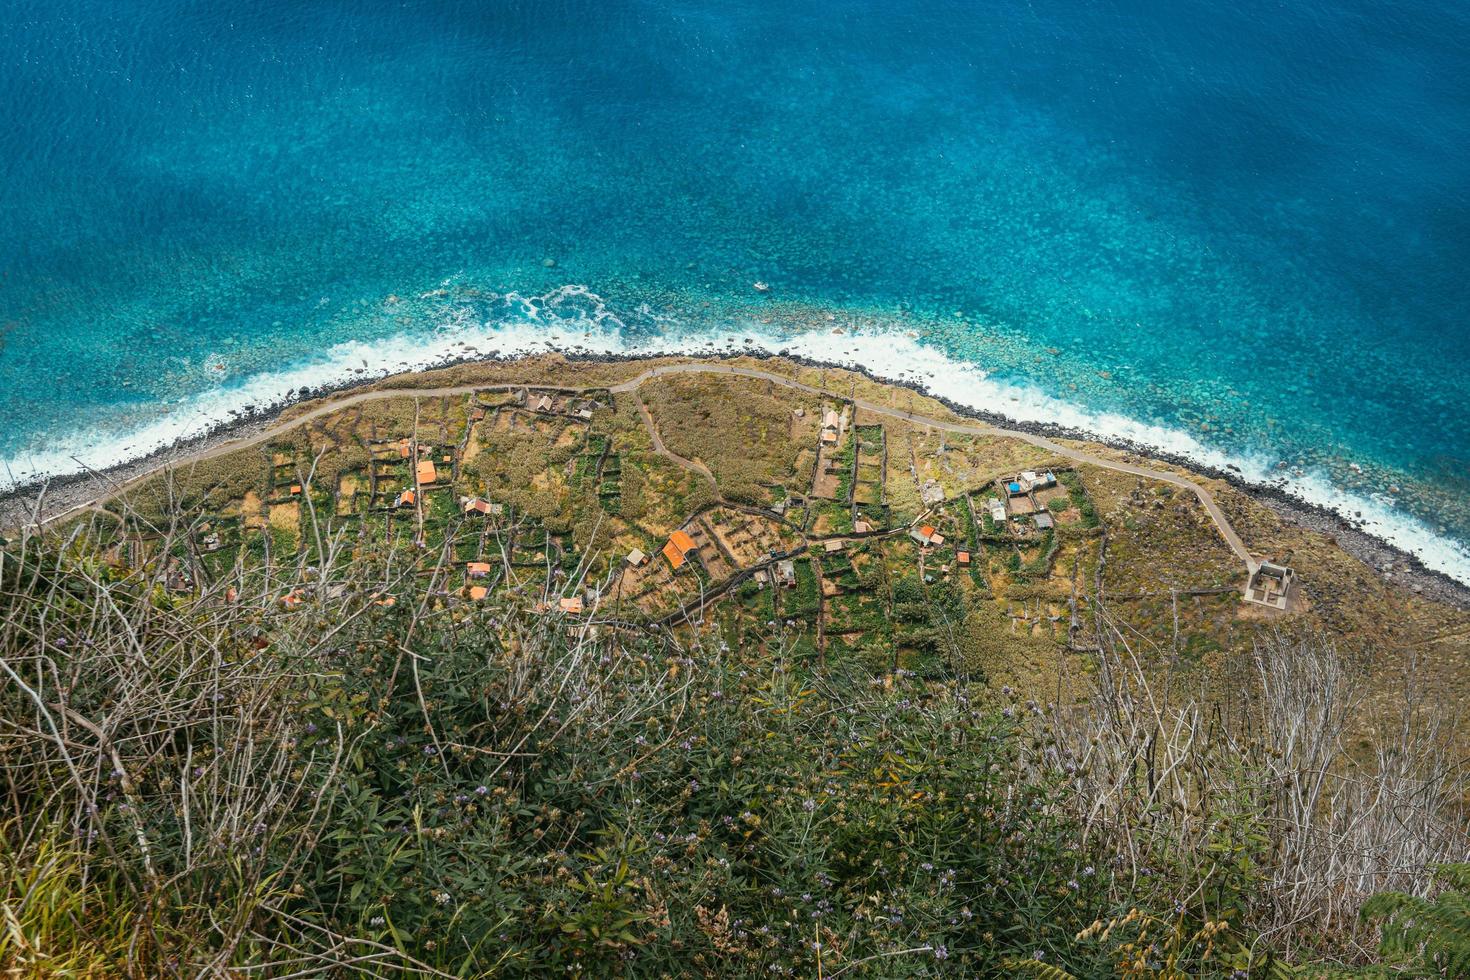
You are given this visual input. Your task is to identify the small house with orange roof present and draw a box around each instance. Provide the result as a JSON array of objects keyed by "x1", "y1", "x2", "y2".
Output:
[
  {"x1": 662, "y1": 529, "x2": 698, "y2": 570},
  {"x1": 393, "y1": 489, "x2": 416, "y2": 509},
  {"x1": 416, "y1": 459, "x2": 438, "y2": 485},
  {"x1": 468, "y1": 585, "x2": 489, "y2": 601},
  {"x1": 909, "y1": 524, "x2": 940, "y2": 547},
  {"x1": 463, "y1": 496, "x2": 492, "y2": 516},
  {"x1": 397, "y1": 438, "x2": 413, "y2": 459},
  {"x1": 558, "y1": 596, "x2": 584, "y2": 614},
  {"x1": 466, "y1": 561, "x2": 492, "y2": 579}
]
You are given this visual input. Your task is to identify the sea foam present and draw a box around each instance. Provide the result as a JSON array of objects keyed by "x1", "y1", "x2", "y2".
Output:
[{"x1": 6, "y1": 289, "x2": 1469, "y2": 587}]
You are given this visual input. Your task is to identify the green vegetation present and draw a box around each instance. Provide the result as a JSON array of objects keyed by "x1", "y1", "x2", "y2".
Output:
[
  {"x1": 1059, "y1": 470, "x2": 1100, "y2": 528},
  {"x1": 1362, "y1": 864, "x2": 1470, "y2": 976},
  {"x1": 11, "y1": 523, "x2": 1458, "y2": 976},
  {"x1": 7, "y1": 360, "x2": 1470, "y2": 976},
  {"x1": 0, "y1": 533, "x2": 1115, "y2": 975},
  {"x1": 834, "y1": 429, "x2": 857, "y2": 503},
  {"x1": 642, "y1": 377, "x2": 813, "y2": 504}
]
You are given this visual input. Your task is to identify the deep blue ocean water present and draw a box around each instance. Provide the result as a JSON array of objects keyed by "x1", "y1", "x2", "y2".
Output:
[{"x1": 3, "y1": 0, "x2": 1469, "y2": 580}]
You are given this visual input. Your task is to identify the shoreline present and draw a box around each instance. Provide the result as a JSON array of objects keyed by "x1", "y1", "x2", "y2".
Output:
[{"x1": 4, "y1": 347, "x2": 1468, "y2": 610}]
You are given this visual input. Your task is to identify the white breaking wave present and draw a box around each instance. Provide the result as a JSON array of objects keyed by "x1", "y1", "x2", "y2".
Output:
[{"x1": 6, "y1": 290, "x2": 1469, "y2": 586}]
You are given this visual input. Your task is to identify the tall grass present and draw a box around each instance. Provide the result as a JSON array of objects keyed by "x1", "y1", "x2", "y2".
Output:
[
  {"x1": 1047, "y1": 604, "x2": 1470, "y2": 966},
  {"x1": 0, "y1": 828, "x2": 134, "y2": 976},
  {"x1": 0, "y1": 493, "x2": 477, "y2": 974},
  {"x1": 2, "y1": 485, "x2": 1468, "y2": 975},
  {"x1": 1, "y1": 494, "x2": 1114, "y2": 975}
]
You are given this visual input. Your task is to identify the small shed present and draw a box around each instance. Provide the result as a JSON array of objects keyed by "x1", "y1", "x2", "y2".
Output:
[
  {"x1": 1244, "y1": 561, "x2": 1296, "y2": 611},
  {"x1": 776, "y1": 560, "x2": 797, "y2": 588}
]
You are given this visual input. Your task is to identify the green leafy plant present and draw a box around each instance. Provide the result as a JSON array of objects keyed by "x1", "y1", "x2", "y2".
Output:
[{"x1": 1362, "y1": 864, "x2": 1470, "y2": 976}]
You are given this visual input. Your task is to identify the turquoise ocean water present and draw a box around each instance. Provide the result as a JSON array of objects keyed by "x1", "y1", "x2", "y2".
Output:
[{"x1": 3, "y1": 0, "x2": 1469, "y2": 581}]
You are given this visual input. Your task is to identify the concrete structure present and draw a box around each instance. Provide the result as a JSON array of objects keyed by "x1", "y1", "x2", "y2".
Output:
[
  {"x1": 776, "y1": 559, "x2": 797, "y2": 588},
  {"x1": 626, "y1": 547, "x2": 647, "y2": 566},
  {"x1": 1018, "y1": 470, "x2": 1057, "y2": 491},
  {"x1": 1244, "y1": 561, "x2": 1296, "y2": 611},
  {"x1": 1034, "y1": 511, "x2": 1055, "y2": 531}
]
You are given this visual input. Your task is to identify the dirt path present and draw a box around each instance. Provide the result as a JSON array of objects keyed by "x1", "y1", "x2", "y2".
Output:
[
  {"x1": 26, "y1": 362, "x2": 1257, "y2": 576},
  {"x1": 628, "y1": 391, "x2": 718, "y2": 491}
]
